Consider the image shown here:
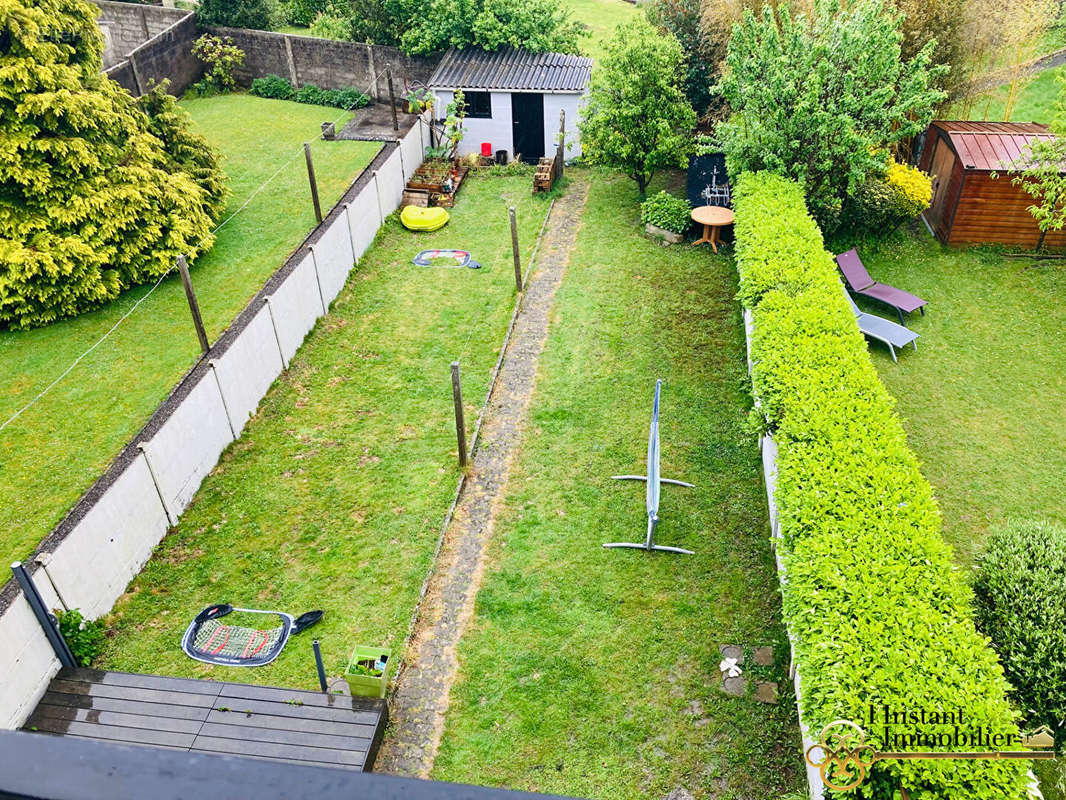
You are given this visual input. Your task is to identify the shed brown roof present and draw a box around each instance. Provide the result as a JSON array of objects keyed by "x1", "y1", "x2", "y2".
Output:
[{"x1": 930, "y1": 120, "x2": 1057, "y2": 171}]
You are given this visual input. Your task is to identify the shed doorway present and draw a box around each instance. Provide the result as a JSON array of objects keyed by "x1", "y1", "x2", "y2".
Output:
[{"x1": 511, "y1": 93, "x2": 544, "y2": 164}]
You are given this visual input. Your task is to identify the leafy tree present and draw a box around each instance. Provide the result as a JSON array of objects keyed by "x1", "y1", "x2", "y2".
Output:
[
  {"x1": 579, "y1": 19, "x2": 696, "y2": 196},
  {"x1": 0, "y1": 0, "x2": 227, "y2": 329},
  {"x1": 196, "y1": 0, "x2": 274, "y2": 30},
  {"x1": 645, "y1": 0, "x2": 719, "y2": 119},
  {"x1": 716, "y1": 0, "x2": 945, "y2": 231},
  {"x1": 191, "y1": 34, "x2": 245, "y2": 93},
  {"x1": 336, "y1": 0, "x2": 584, "y2": 55},
  {"x1": 1011, "y1": 75, "x2": 1066, "y2": 248}
]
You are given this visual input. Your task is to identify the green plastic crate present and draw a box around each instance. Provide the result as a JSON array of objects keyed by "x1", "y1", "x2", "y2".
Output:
[{"x1": 344, "y1": 645, "x2": 392, "y2": 698}]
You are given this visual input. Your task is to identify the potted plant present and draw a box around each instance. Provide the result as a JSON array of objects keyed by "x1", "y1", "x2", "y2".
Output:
[{"x1": 344, "y1": 645, "x2": 392, "y2": 698}]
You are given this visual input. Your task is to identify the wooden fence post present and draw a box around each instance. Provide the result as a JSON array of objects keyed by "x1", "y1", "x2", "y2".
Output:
[
  {"x1": 557, "y1": 108, "x2": 566, "y2": 177},
  {"x1": 387, "y1": 67, "x2": 399, "y2": 132},
  {"x1": 304, "y1": 142, "x2": 323, "y2": 224},
  {"x1": 509, "y1": 207, "x2": 522, "y2": 292},
  {"x1": 176, "y1": 254, "x2": 209, "y2": 354},
  {"x1": 451, "y1": 362, "x2": 468, "y2": 467}
]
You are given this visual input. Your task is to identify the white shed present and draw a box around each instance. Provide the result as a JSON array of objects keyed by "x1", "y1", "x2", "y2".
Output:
[{"x1": 428, "y1": 48, "x2": 592, "y2": 164}]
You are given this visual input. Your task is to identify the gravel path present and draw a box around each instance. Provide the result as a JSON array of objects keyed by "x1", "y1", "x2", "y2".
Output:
[{"x1": 376, "y1": 177, "x2": 590, "y2": 777}]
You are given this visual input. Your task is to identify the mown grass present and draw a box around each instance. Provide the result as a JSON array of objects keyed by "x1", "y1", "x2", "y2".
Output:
[
  {"x1": 962, "y1": 64, "x2": 1064, "y2": 125},
  {"x1": 0, "y1": 95, "x2": 379, "y2": 571},
  {"x1": 849, "y1": 228, "x2": 1066, "y2": 567},
  {"x1": 567, "y1": 0, "x2": 638, "y2": 60},
  {"x1": 96, "y1": 174, "x2": 551, "y2": 687},
  {"x1": 432, "y1": 171, "x2": 803, "y2": 800}
]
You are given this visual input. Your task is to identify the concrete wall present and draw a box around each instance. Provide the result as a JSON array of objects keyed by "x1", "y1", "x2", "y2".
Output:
[
  {"x1": 204, "y1": 27, "x2": 438, "y2": 98},
  {"x1": 95, "y1": 1, "x2": 202, "y2": 96},
  {"x1": 433, "y1": 90, "x2": 585, "y2": 161},
  {"x1": 96, "y1": 0, "x2": 188, "y2": 68},
  {"x1": 0, "y1": 117, "x2": 429, "y2": 731}
]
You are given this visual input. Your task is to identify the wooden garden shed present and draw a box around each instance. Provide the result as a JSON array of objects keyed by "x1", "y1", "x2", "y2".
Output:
[{"x1": 918, "y1": 120, "x2": 1066, "y2": 247}]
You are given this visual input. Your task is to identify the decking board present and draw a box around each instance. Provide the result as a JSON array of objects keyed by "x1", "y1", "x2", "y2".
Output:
[{"x1": 23, "y1": 669, "x2": 387, "y2": 772}]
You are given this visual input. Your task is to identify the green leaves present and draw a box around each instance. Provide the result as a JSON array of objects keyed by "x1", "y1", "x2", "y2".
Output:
[
  {"x1": 733, "y1": 172, "x2": 1030, "y2": 800},
  {"x1": 717, "y1": 0, "x2": 945, "y2": 233},
  {"x1": 0, "y1": 0, "x2": 227, "y2": 329},
  {"x1": 56, "y1": 608, "x2": 106, "y2": 667},
  {"x1": 578, "y1": 19, "x2": 696, "y2": 196},
  {"x1": 639, "y1": 191, "x2": 691, "y2": 234}
]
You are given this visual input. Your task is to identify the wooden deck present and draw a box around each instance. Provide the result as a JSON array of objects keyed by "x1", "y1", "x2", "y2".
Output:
[{"x1": 24, "y1": 668, "x2": 387, "y2": 771}]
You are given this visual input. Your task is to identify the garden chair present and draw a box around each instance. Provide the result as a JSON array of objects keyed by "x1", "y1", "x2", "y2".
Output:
[
  {"x1": 836, "y1": 248, "x2": 927, "y2": 326},
  {"x1": 844, "y1": 289, "x2": 918, "y2": 363}
]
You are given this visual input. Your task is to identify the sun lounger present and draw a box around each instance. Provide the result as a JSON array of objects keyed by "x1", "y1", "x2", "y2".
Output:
[
  {"x1": 836, "y1": 248, "x2": 927, "y2": 326},
  {"x1": 844, "y1": 289, "x2": 918, "y2": 363}
]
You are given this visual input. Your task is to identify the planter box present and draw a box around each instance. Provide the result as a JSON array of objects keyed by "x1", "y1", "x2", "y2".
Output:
[
  {"x1": 645, "y1": 223, "x2": 683, "y2": 245},
  {"x1": 344, "y1": 645, "x2": 392, "y2": 698}
]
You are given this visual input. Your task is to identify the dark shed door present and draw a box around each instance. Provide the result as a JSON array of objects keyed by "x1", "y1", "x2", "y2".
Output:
[{"x1": 511, "y1": 93, "x2": 544, "y2": 163}]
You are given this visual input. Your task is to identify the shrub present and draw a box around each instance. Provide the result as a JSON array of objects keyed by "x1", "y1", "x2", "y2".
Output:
[
  {"x1": 294, "y1": 84, "x2": 326, "y2": 105},
  {"x1": 844, "y1": 161, "x2": 932, "y2": 235},
  {"x1": 56, "y1": 609, "x2": 106, "y2": 668},
  {"x1": 196, "y1": 0, "x2": 273, "y2": 29},
  {"x1": 250, "y1": 74, "x2": 296, "y2": 100},
  {"x1": 309, "y1": 10, "x2": 353, "y2": 39},
  {"x1": 334, "y1": 87, "x2": 370, "y2": 110},
  {"x1": 286, "y1": 0, "x2": 329, "y2": 26},
  {"x1": 973, "y1": 520, "x2": 1066, "y2": 749},
  {"x1": 191, "y1": 34, "x2": 244, "y2": 94},
  {"x1": 733, "y1": 171, "x2": 1030, "y2": 800},
  {"x1": 886, "y1": 160, "x2": 933, "y2": 215},
  {"x1": 640, "y1": 191, "x2": 691, "y2": 234}
]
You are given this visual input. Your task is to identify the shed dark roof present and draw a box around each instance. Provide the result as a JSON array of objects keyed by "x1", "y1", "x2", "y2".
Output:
[
  {"x1": 930, "y1": 120, "x2": 1057, "y2": 171},
  {"x1": 429, "y1": 48, "x2": 592, "y2": 93}
]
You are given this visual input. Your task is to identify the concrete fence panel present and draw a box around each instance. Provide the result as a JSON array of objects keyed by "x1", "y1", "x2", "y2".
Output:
[
  {"x1": 210, "y1": 306, "x2": 286, "y2": 437},
  {"x1": 139, "y1": 373, "x2": 235, "y2": 521},
  {"x1": 378, "y1": 149, "x2": 406, "y2": 213},
  {"x1": 42, "y1": 454, "x2": 170, "y2": 618},
  {"x1": 267, "y1": 254, "x2": 324, "y2": 365},
  {"x1": 401, "y1": 121, "x2": 426, "y2": 183},
  {"x1": 346, "y1": 186, "x2": 382, "y2": 262},
  {"x1": 309, "y1": 215, "x2": 357, "y2": 307},
  {"x1": 0, "y1": 597, "x2": 60, "y2": 730}
]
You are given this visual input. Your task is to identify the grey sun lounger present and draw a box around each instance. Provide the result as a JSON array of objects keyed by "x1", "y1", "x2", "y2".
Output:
[
  {"x1": 844, "y1": 289, "x2": 918, "y2": 363},
  {"x1": 836, "y1": 248, "x2": 927, "y2": 326}
]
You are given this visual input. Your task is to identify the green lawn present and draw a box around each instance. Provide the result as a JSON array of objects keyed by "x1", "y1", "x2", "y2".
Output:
[
  {"x1": 853, "y1": 229, "x2": 1066, "y2": 567},
  {"x1": 0, "y1": 95, "x2": 379, "y2": 571},
  {"x1": 96, "y1": 174, "x2": 550, "y2": 687},
  {"x1": 431, "y1": 171, "x2": 803, "y2": 800},
  {"x1": 962, "y1": 64, "x2": 1063, "y2": 125},
  {"x1": 567, "y1": 0, "x2": 638, "y2": 60}
]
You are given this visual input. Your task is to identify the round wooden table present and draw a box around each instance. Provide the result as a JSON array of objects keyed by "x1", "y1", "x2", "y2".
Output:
[{"x1": 691, "y1": 205, "x2": 734, "y2": 252}]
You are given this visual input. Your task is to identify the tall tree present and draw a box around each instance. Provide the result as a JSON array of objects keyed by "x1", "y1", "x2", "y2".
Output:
[
  {"x1": 645, "y1": 0, "x2": 720, "y2": 119},
  {"x1": 579, "y1": 19, "x2": 696, "y2": 196},
  {"x1": 0, "y1": 0, "x2": 227, "y2": 329},
  {"x1": 716, "y1": 0, "x2": 944, "y2": 231},
  {"x1": 1011, "y1": 76, "x2": 1066, "y2": 248},
  {"x1": 196, "y1": 0, "x2": 275, "y2": 30}
]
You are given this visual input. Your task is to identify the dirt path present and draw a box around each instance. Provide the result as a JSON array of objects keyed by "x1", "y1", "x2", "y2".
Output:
[{"x1": 376, "y1": 177, "x2": 590, "y2": 777}]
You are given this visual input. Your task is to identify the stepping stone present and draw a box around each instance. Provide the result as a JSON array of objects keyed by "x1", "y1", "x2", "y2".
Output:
[
  {"x1": 662, "y1": 789, "x2": 695, "y2": 800},
  {"x1": 722, "y1": 676, "x2": 747, "y2": 697},
  {"x1": 753, "y1": 646, "x2": 773, "y2": 666},
  {"x1": 754, "y1": 682, "x2": 778, "y2": 704},
  {"x1": 327, "y1": 677, "x2": 350, "y2": 696},
  {"x1": 718, "y1": 644, "x2": 743, "y2": 663},
  {"x1": 684, "y1": 699, "x2": 704, "y2": 717}
]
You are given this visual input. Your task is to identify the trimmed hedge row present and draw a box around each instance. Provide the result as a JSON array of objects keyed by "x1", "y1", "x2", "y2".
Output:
[{"x1": 733, "y1": 172, "x2": 1030, "y2": 800}]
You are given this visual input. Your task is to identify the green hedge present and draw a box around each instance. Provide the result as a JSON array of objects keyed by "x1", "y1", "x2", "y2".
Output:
[{"x1": 733, "y1": 172, "x2": 1030, "y2": 800}]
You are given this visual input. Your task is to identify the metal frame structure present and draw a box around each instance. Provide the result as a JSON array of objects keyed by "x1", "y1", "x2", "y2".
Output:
[{"x1": 603, "y1": 380, "x2": 695, "y2": 555}]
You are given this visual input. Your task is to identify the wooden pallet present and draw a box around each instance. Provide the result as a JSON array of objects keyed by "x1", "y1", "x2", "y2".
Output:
[{"x1": 533, "y1": 154, "x2": 561, "y2": 194}]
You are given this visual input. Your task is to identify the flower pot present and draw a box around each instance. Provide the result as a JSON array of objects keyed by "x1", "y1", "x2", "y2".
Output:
[
  {"x1": 344, "y1": 645, "x2": 392, "y2": 698},
  {"x1": 645, "y1": 223, "x2": 683, "y2": 245}
]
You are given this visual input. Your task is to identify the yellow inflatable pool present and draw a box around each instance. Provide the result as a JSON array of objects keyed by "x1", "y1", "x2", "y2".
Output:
[{"x1": 401, "y1": 205, "x2": 450, "y2": 232}]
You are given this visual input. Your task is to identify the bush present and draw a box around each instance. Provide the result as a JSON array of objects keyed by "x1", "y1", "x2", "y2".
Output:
[
  {"x1": 844, "y1": 161, "x2": 933, "y2": 235},
  {"x1": 286, "y1": 0, "x2": 329, "y2": 25},
  {"x1": 973, "y1": 520, "x2": 1066, "y2": 749},
  {"x1": 196, "y1": 0, "x2": 273, "y2": 29},
  {"x1": 640, "y1": 191, "x2": 691, "y2": 234},
  {"x1": 250, "y1": 74, "x2": 296, "y2": 100},
  {"x1": 250, "y1": 77, "x2": 369, "y2": 110},
  {"x1": 309, "y1": 10, "x2": 352, "y2": 39},
  {"x1": 56, "y1": 609, "x2": 106, "y2": 668},
  {"x1": 733, "y1": 171, "x2": 1030, "y2": 800},
  {"x1": 191, "y1": 35, "x2": 244, "y2": 94}
]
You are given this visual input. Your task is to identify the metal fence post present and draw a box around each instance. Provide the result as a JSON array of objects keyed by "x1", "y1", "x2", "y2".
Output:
[{"x1": 11, "y1": 562, "x2": 77, "y2": 669}]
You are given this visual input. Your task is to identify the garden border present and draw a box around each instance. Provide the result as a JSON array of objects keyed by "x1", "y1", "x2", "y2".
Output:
[{"x1": 0, "y1": 114, "x2": 430, "y2": 730}]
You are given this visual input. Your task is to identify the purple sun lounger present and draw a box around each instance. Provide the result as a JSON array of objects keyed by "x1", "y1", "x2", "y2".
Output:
[
  {"x1": 844, "y1": 289, "x2": 918, "y2": 363},
  {"x1": 836, "y1": 248, "x2": 927, "y2": 326}
]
